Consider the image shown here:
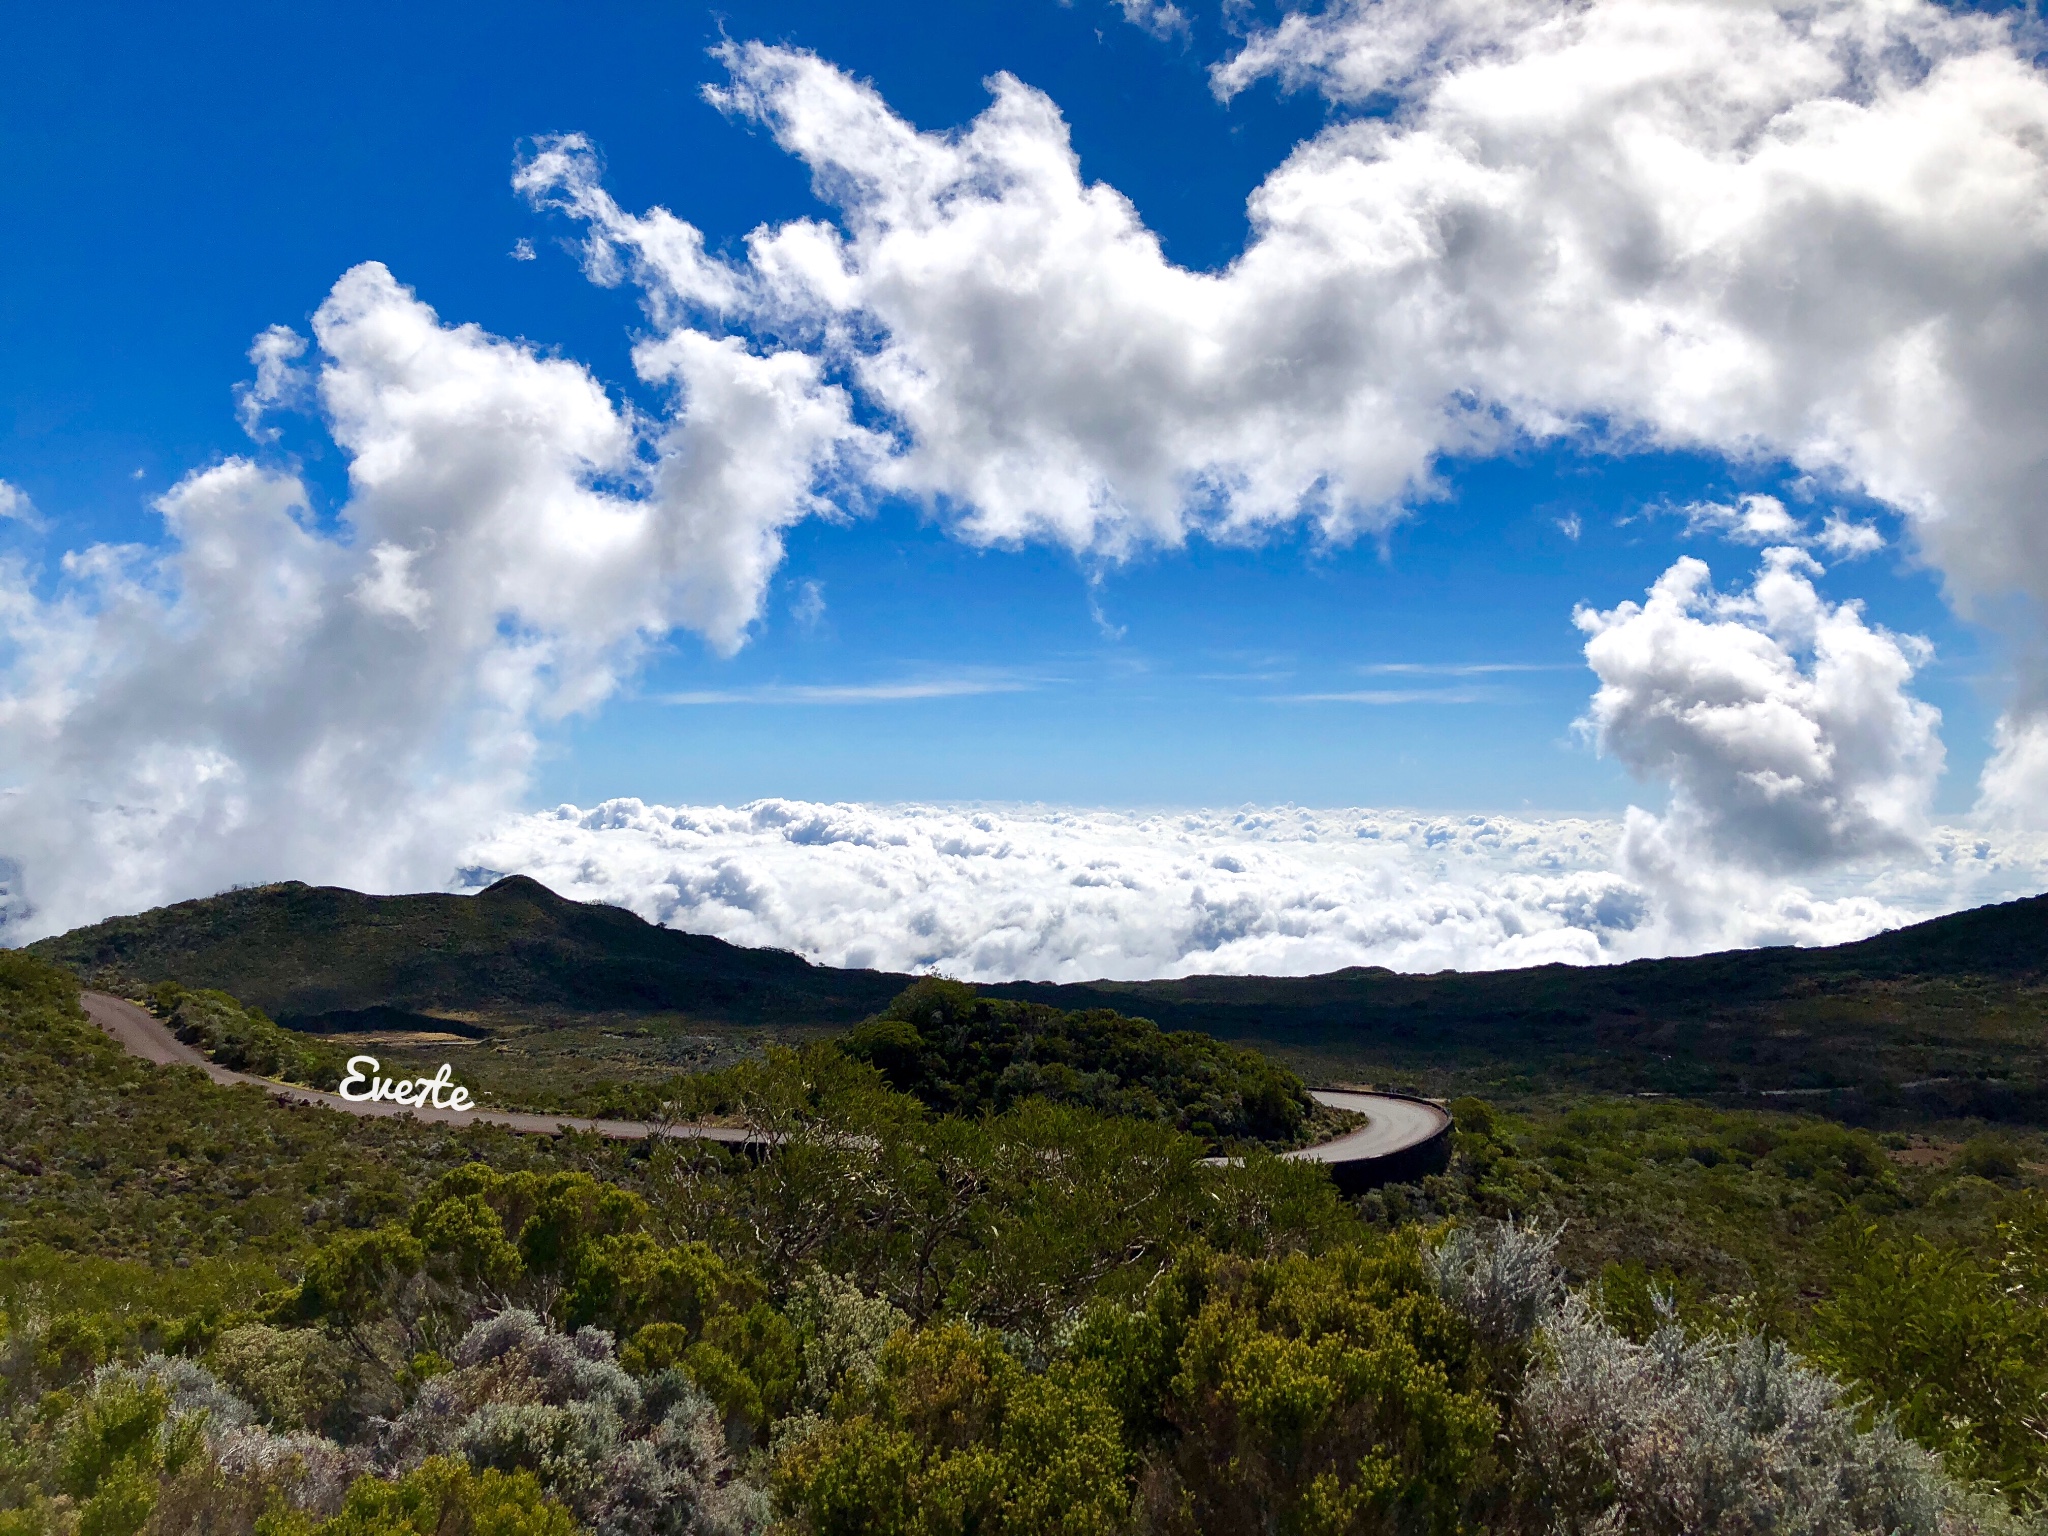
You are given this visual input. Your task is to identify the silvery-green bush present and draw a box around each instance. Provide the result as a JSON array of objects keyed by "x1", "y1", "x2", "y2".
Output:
[
  {"x1": 1428, "y1": 1222, "x2": 2046, "y2": 1536},
  {"x1": 592, "y1": 1395, "x2": 765, "y2": 1536},
  {"x1": 83, "y1": 1355, "x2": 253, "y2": 1436},
  {"x1": 1522, "y1": 1298, "x2": 1982, "y2": 1535},
  {"x1": 61, "y1": 1356, "x2": 366, "y2": 1522},
  {"x1": 457, "y1": 1398, "x2": 623, "y2": 1511},
  {"x1": 377, "y1": 1307, "x2": 764, "y2": 1535},
  {"x1": 452, "y1": 1307, "x2": 642, "y2": 1416},
  {"x1": 1426, "y1": 1217, "x2": 1561, "y2": 1351},
  {"x1": 210, "y1": 1423, "x2": 366, "y2": 1517},
  {"x1": 784, "y1": 1268, "x2": 906, "y2": 1414}
]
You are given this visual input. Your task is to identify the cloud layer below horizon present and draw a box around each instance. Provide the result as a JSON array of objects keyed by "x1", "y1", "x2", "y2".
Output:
[{"x1": 461, "y1": 797, "x2": 2048, "y2": 982}]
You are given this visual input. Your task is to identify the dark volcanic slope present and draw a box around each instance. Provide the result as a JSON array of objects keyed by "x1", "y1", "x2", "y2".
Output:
[
  {"x1": 28, "y1": 876, "x2": 908, "y2": 1028},
  {"x1": 990, "y1": 893, "x2": 2048, "y2": 1102},
  {"x1": 27, "y1": 881, "x2": 2048, "y2": 1105},
  {"x1": 999, "y1": 892, "x2": 2048, "y2": 1035}
]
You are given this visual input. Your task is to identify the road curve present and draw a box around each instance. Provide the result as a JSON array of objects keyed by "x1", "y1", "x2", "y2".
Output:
[
  {"x1": 80, "y1": 992, "x2": 754, "y2": 1145},
  {"x1": 81, "y1": 992, "x2": 1452, "y2": 1183},
  {"x1": 1281, "y1": 1089, "x2": 1455, "y2": 1191},
  {"x1": 84, "y1": 991, "x2": 212, "y2": 1069},
  {"x1": 1287, "y1": 1090, "x2": 1452, "y2": 1165}
]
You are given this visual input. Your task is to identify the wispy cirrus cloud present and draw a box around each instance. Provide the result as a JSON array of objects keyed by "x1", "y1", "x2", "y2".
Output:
[
  {"x1": 656, "y1": 673, "x2": 1044, "y2": 705},
  {"x1": 1273, "y1": 661, "x2": 1577, "y2": 702},
  {"x1": 1271, "y1": 687, "x2": 1501, "y2": 704},
  {"x1": 1110, "y1": 0, "x2": 1188, "y2": 39},
  {"x1": 1355, "y1": 662, "x2": 1578, "y2": 676}
]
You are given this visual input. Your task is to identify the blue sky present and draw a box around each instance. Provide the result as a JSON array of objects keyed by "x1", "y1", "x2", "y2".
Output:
[
  {"x1": 2, "y1": 0, "x2": 2003, "y2": 809},
  {"x1": 3, "y1": 0, "x2": 2043, "y2": 966}
]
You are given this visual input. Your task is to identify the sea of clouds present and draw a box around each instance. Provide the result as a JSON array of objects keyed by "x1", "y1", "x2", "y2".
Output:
[{"x1": 458, "y1": 799, "x2": 2048, "y2": 982}]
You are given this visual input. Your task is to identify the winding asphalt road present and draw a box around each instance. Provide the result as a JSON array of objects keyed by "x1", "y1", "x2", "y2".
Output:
[
  {"x1": 81, "y1": 992, "x2": 1449, "y2": 1171},
  {"x1": 1286, "y1": 1089, "x2": 1452, "y2": 1165}
]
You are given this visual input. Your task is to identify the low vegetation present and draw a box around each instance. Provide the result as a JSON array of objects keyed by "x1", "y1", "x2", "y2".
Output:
[
  {"x1": 0, "y1": 952, "x2": 643, "y2": 1266},
  {"x1": 9, "y1": 942, "x2": 2048, "y2": 1533},
  {"x1": 147, "y1": 984, "x2": 343, "y2": 1091}
]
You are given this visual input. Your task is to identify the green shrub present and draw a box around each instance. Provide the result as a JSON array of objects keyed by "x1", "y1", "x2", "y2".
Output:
[
  {"x1": 1137, "y1": 1243, "x2": 1498, "y2": 1534},
  {"x1": 207, "y1": 1323, "x2": 352, "y2": 1432},
  {"x1": 74, "y1": 1461, "x2": 156, "y2": 1536},
  {"x1": 152, "y1": 982, "x2": 344, "y2": 1087},
  {"x1": 1810, "y1": 1223, "x2": 2048, "y2": 1503},
  {"x1": 1959, "y1": 1137, "x2": 2025, "y2": 1182},
  {"x1": 838, "y1": 980, "x2": 1312, "y2": 1147},
  {"x1": 775, "y1": 1323, "x2": 1130, "y2": 1536},
  {"x1": 268, "y1": 1457, "x2": 578, "y2": 1536}
]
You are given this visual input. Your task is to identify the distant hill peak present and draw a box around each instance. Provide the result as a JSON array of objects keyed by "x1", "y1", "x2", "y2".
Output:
[
  {"x1": 27, "y1": 874, "x2": 905, "y2": 1026},
  {"x1": 476, "y1": 874, "x2": 574, "y2": 905}
]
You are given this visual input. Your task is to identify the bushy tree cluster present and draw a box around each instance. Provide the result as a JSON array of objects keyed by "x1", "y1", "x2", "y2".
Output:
[
  {"x1": 651, "y1": 1042, "x2": 1353, "y2": 1334},
  {"x1": 773, "y1": 1240, "x2": 1505, "y2": 1536},
  {"x1": 833, "y1": 979, "x2": 1313, "y2": 1148},
  {"x1": 275, "y1": 1163, "x2": 797, "y2": 1448}
]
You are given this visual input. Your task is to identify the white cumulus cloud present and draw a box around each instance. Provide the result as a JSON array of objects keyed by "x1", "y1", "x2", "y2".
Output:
[
  {"x1": 1662, "y1": 493, "x2": 1884, "y2": 561},
  {"x1": 1576, "y1": 550, "x2": 1945, "y2": 940},
  {"x1": 1210, "y1": 0, "x2": 1549, "y2": 103},
  {"x1": 8, "y1": 4, "x2": 2048, "y2": 948},
  {"x1": 1668, "y1": 494, "x2": 1887, "y2": 557},
  {"x1": 523, "y1": 13, "x2": 2048, "y2": 574},
  {"x1": 1816, "y1": 514, "x2": 1885, "y2": 559},
  {"x1": 0, "y1": 481, "x2": 40, "y2": 527},
  {"x1": 1676, "y1": 495, "x2": 1802, "y2": 546},
  {"x1": 1978, "y1": 713, "x2": 2048, "y2": 829},
  {"x1": 0, "y1": 263, "x2": 869, "y2": 940},
  {"x1": 517, "y1": 7, "x2": 2048, "y2": 806},
  {"x1": 234, "y1": 324, "x2": 311, "y2": 440}
]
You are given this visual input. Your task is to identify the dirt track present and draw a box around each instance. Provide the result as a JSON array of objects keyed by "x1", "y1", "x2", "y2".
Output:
[
  {"x1": 80, "y1": 991, "x2": 752, "y2": 1144},
  {"x1": 81, "y1": 991, "x2": 1448, "y2": 1169}
]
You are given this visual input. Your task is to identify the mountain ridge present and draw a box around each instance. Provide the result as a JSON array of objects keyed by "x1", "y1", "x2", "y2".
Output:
[
  {"x1": 26, "y1": 873, "x2": 907, "y2": 1028},
  {"x1": 25, "y1": 878, "x2": 2048, "y2": 1110}
]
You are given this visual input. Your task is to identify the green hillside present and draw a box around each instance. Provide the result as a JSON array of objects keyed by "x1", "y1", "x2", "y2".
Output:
[
  {"x1": 997, "y1": 893, "x2": 2048, "y2": 1110},
  {"x1": 27, "y1": 874, "x2": 905, "y2": 1030},
  {"x1": 28, "y1": 878, "x2": 2048, "y2": 1114}
]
